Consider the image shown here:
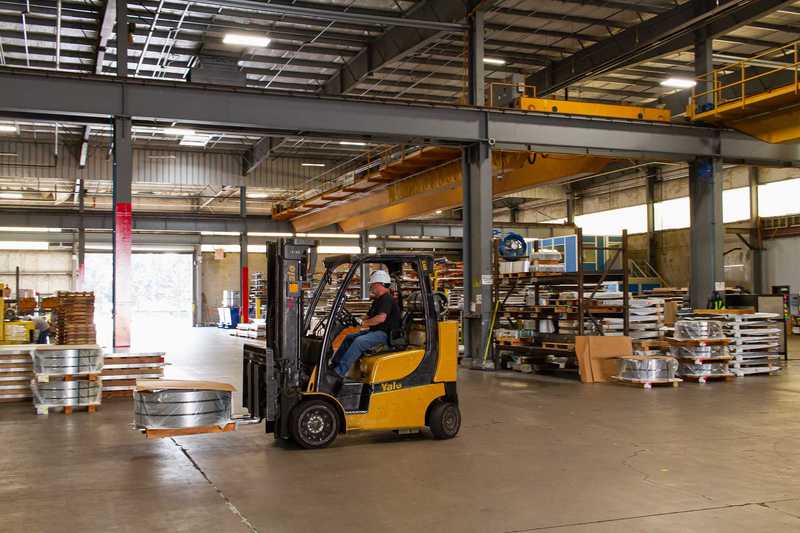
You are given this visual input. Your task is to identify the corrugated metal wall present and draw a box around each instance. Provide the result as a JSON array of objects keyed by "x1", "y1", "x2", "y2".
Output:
[{"x1": 0, "y1": 142, "x2": 319, "y2": 190}]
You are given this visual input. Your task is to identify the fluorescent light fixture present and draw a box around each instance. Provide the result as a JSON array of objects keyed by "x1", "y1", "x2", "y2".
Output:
[
  {"x1": 660, "y1": 77, "x2": 697, "y2": 89},
  {"x1": 200, "y1": 231, "x2": 240, "y2": 236},
  {"x1": 303, "y1": 233, "x2": 359, "y2": 239},
  {"x1": 247, "y1": 232, "x2": 294, "y2": 237},
  {"x1": 301, "y1": 162, "x2": 326, "y2": 167},
  {"x1": 0, "y1": 124, "x2": 17, "y2": 133},
  {"x1": 339, "y1": 141, "x2": 367, "y2": 146},
  {"x1": 247, "y1": 191, "x2": 271, "y2": 199},
  {"x1": 179, "y1": 134, "x2": 212, "y2": 147},
  {"x1": 162, "y1": 127, "x2": 195, "y2": 136},
  {"x1": 435, "y1": 209, "x2": 443, "y2": 214},
  {"x1": 0, "y1": 226, "x2": 60, "y2": 233},
  {"x1": 147, "y1": 154, "x2": 177, "y2": 160},
  {"x1": 0, "y1": 241, "x2": 49, "y2": 250},
  {"x1": 223, "y1": 33, "x2": 271, "y2": 47},
  {"x1": 0, "y1": 152, "x2": 18, "y2": 157},
  {"x1": 0, "y1": 192, "x2": 23, "y2": 200},
  {"x1": 483, "y1": 57, "x2": 506, "y2": 66}
]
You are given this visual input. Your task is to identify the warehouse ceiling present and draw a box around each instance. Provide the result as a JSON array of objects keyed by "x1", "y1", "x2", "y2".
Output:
[{"x1": 0, "y1": 0, "x2": 798, "y2": 211}]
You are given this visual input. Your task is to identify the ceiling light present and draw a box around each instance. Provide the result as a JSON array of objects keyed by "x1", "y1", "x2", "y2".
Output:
[
  {"x1": 660, "y1": 77, "x2": 697, "y2": 89},
  {"x1": 223, "y1": 33, "x2": 271, "y2": 47},
  {"x1": 301, "y1": 162, "x2": 326, "y2": 167},
  {"x1": 0, "y1": 192, "x2": 23, "y2": 199},
  {"x1": 0, "y1": 241, "x2": 48, "y2": 250},
  {"x1": 0, "y1": 124, "x2": 17, "y2": 133},
  {"x1": 435, "y1": 209, "x2": 443, "y2": 214},
  {"x1": 483, "y1": 57, "x2": 506, "y2": 66},
  {"x1": 147, "y1": 154, "x2": 177, "y2": 160},
  {"x1": 163, "y1": 127, "x2": 195, "y2": 136},
  {"x1": 179, "y1": 134, "x2": 212, "y2": 147},
  {"x1": 247, "y1": 192, "x2": 271, "y2": 199},
  {"x1": 339, "y1": 141, "x2": 367, "y2": 146}
]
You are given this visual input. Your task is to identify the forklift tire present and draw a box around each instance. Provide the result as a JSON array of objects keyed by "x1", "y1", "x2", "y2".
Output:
[
  {"x1": 289, "y1": 399, "x2": 339, "y2": 449},
  {"x1": 428, "y1": 401, "x2": 461, "y2": 440}
]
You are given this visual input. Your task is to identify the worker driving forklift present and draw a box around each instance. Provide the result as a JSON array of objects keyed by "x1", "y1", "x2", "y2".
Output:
[{"x1": 243, "y1": 239, "x2": 461, "y2": 449}]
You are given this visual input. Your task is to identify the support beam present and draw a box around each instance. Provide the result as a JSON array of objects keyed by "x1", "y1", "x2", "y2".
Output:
[
  {"x1": 243, "y1": 136, "x2": 278, "y2": 175},
  {"x1": 749, "y1": 166, "x2": 763, "y2": 294},
  {"x1": 193, "y1": 245, "x2": 203, "y2": 326},
  {"x1": 527, "y1": 0, "x2": 795, "y2": 96},
  {"x1": 645, "y1": 165, "x2": 661, "y2": 270},
  {"x1": 322, "y1": 0, "x2": 468, "y2": 96},
  {"x1": 359, "y1": 230, "x2": 370, "y2": 299},
  {"x1": 689, "y1": 157, "x2": 724, "y2": 308},
  {"x1": 467, "y1": 5, "x2": 485, "y2": 107},
  {"x1": 693, "y1": 2, "x2": 715, "y2": 112},
  {"x1": 2, "y1": 70, "x2": 800, "y2": 163},
  {"x1": 566, "y1": 186, "x2": 576, "y2": 225},
  {"x1": 112, "y1": 115, "x2": 133, "y2": 348},
  {"x1": 94, "y1": 0, "x2": 116, "y2": 75},
  {"x1": 115, "y1": 0, "x2": 127, "y2": 77},
  {"x1": 77, "y1": 177, "x2": 86, "y2": 290},
  {"x1": 240, "y1": 186, "x2": 249, "y2": 323}
]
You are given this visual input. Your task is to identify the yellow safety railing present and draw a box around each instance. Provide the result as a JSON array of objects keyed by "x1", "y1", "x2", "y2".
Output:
[{"x1": 688, "y1": 39, "x2": 800, "y2": 118}]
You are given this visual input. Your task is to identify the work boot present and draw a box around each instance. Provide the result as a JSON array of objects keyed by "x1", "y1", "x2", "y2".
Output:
[{"x1": 319, "y1": 369, "x2": 343, "y2": 395}]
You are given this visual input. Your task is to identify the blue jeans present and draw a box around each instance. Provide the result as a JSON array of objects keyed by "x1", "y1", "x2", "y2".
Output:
[{"x1": 332, "y1": 330, "x2": 388, "y2": 377}]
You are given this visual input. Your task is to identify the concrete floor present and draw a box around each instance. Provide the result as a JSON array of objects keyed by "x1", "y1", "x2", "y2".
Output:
[{"x1": 3, "y1": 327, "x2": 800, "y2": 533}]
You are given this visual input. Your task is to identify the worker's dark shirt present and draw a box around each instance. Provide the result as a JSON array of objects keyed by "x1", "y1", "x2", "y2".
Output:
[{"x1": 367, "y1": 292, "x2": 401, "y2": 336}]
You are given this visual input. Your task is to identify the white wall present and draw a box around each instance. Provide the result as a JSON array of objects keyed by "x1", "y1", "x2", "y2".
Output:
[
  {"x1": 0, "y1": 250, "x2": 74, "y2": 296},
  {"x1": 763, "y1": 236, "x2": 800, "y2": 293}
]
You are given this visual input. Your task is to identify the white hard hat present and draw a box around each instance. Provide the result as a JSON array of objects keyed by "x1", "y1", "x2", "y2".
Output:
[{"x1": 369, "y1": 270, "x2": 391, "y2": 285}]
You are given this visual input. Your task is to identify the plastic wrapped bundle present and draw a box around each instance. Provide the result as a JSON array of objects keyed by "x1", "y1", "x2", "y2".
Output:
[
  {"x1": 678, "y1": 360, "x2": 731, "y2": 377},
  {"x1": 674, "y1": 320, "x2": 724, "y2": 340},
  {"x1": 32, "y1": 346, "x2": 103, "y2": 375},
  {"x1": 617, "y1": 356, "x2": 678, "y2": 381},
  {"x1": 669, "y1": 344, "x2": 728, "y2": 359},
  {"x1": 531, "y1": 249, "x2": 562, "y2": 261},
  {"x1": 32, "y1": 379, "x2": 102, "y2": 407},
  {"x1": 134, "y1": 380, "x2": 233, "y2": 430}
]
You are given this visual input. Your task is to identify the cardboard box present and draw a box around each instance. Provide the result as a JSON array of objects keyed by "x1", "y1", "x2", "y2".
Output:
[
  {"x1": 663, "y1": 301, "x2": 679, "y2": 326},
  {"x1": 575, "y1": 336, "x2": 633, "y2": 383}
]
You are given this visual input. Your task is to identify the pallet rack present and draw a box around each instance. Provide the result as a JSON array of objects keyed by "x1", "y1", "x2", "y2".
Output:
[{"x1": 492, "y1": 228, "x2": 629, "y2": 377}]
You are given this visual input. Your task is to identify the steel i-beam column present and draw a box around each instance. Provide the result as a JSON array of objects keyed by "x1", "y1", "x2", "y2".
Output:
[
  {"x1": 359, "y1": 230, "x2": 370, "y2": 298},
  {"x1": 566, "y1": 186, "x2": 576, "y2": 225},
  {"x1": 689, "y1": 157, "x2": 724, "y2": 308},
  {"x1": 116, "y1": 0, "x2": 128, "y2": 77},
  {"x1": 193, "y1": 245, "x2": 203, "y2": 326},
  {"x1": 112, "y1": 116, "x2": 133, "y2": 348},
  {"x1": 467, "y1": 5, "x2": 486, "y2": 107},
  {"x1": 645, "y1": 165, "x2": 661, "y2": 269},
  {"x1": 77, "y1": 178, "x2": 86, "y2": 289},
  {"x1": 240, "y1": 186, "x2": 249, "y2": 323},
  {"x1": 749, "y1": 167, "x2": 763, "y2": 293}
]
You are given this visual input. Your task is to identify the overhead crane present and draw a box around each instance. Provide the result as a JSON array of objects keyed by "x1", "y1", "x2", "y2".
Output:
[{"x1": 688, "y1": 39, "x2": 800, "y2": 144}]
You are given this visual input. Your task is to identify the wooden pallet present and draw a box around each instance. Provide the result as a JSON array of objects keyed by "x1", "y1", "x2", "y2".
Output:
[
  {"x1": 542, "y1": 341, "x2": 575, "y2": 351},
  {"x1": 496, "y1": 338, "x2": 532, "y2": 346},
  {"x1": 666, "y1": 337, "x2": 731, "y2": 347},
  {"x1": 36, "y1": 372, "x2": 100, "y2": 383},
  {"x1": 611, "y1": 376, "x2": 682, "y2": 389},
  {"x1": 36, "y1": 403, "x2": 98, "y2": 415},
  {"x1": 680, "y1": 374, "x2": 735, "y2": 383},
  {"x1": 143, "y1": 422, "x2": 236, "y2": 439}
]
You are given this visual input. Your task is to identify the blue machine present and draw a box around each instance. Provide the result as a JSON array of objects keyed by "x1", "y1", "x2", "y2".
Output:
[{"x1": 495, "y1": 230, "x2": 528, "y2": 260}]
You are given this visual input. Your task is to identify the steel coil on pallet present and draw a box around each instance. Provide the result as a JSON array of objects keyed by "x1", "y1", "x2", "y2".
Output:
[
  {"x1": 678, "y1": 361, "x2": 730, "y2": 377},
  {"x1": 617, "y1": 356, "x2": 677, "y2": 381},
  {"x1": 32, "y1": 380, "x2": 102, "y2": 407},
  {"x1": 32, "y1": 347, "x2": 103, "y2": 375},
  {"x1": 669, "y1": 345, "x2": 728, "y2": 358},
  {"x1": 674, "y1": 320, "x2": 724, "y2": 340},
  {"x1": 133, "y1": 389, "x2": 232, "y2": 429}
]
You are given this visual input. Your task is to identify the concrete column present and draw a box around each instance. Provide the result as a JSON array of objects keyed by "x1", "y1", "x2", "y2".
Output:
[
  {"x1": 240, "y1": 186, "x2": 249, "y2": 323},
  {"x1": 359, "y1": 230, "x2": 370, "y2": 298},
  {"x1": 749, "y1": 167, "x2": 763, "y2": 294},
  {"x1": 566, "y1": 186, "x2": 576, "y2": 225},
  {"x1": 115, "y1": 0, "x2": 127, "y2": 77},
  {"x1": 77, "y1": 177, "x2": 86, "y2": 290},
  {"x1": 112, "y1": 115, "x2": 133, "y2": 348},
  {"x1": 645, "y1": 165, "x2": 661, "y2": 269},
  {"x1": 462, "y1": 143, "x2": 493, "y2": 369},
  {"x1": 689, "y1": 157, "x2": 724, "y2": 308}
]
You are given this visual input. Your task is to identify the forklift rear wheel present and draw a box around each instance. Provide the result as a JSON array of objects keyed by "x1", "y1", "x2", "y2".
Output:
[
  {"x1": 290, "y1": 399, "x2": 339, "y2": 449},
  {"x1": 428, "y1": 401, "x2": 461, "y2": 439}
]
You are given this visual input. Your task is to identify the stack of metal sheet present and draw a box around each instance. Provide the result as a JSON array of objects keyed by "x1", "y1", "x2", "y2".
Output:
[
  {"x1": 616, "y1": 356, "x2": 678, "y2": 382},
  {"x1": 31, "y1": 380, "x2": 102, "y2": 407},
  {"x1": 674, "y1": 320, "x2": 724, "y2": 340},
  {"x1": 32, "y1": 347, "x2": 103, "y2": 376}
]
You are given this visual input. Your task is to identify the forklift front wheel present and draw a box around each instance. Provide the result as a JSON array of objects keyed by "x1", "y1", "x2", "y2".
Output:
[
  {"x1": 290, "y1": 399, "x2": 340, "y2": 449},
  {"x1": 428, "y1": 401, "x2": 461, "y2": 440}
]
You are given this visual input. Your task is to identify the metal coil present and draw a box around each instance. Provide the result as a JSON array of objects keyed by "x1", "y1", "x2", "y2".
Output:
[
  {"x1": 669, "y1": 345, "x2": 728, "y2": 358},
  {"x1": 674, "y1": 320, "x2": 724, "y2": 340},
  {"x1": 678, "y1": 361, "x2": 730, "y2": 376},
  {"x1": 133, "y1": 389, "x2": 232, "y2": 429},
  {"x1": 617, "y1": 356, "x2": 677, "y2": 381},
  {"x1": 32, "y1": 348, "x2": 103, "y2": 375},
  {"x1": 32, "y1": 380, "x2": 102, "y2": 406}
]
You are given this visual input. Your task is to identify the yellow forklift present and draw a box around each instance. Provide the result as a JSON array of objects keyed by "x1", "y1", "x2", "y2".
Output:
[{"x1": 243, "y1": 240, "x2": 460, "y2": 449}]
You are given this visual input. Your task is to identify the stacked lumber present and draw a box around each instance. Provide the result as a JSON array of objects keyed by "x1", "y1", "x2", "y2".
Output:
[
  {"x1": 101, "y1": 352, "x2": 166, "y2": 399},
  {"x1": 54, "y1": 291, "x2": 96, "y2": 345},
  {"x1": 0, "y1": 346, "x2": 34, "y2": 402}
]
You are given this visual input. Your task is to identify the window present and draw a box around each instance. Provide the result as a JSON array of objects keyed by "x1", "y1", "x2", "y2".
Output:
[
  {"x1": 759, "y1": 177, "x2": 800, "y2": 217},
  {"x1": 575, "y1": 205, "x2": 647, "y2": 235},
  {"x1": 723, "y1": 187, "x2": 750, "y2": 223},
  {"x1": 654, "y1": 197, "x2": 690, "y2": 230}
]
